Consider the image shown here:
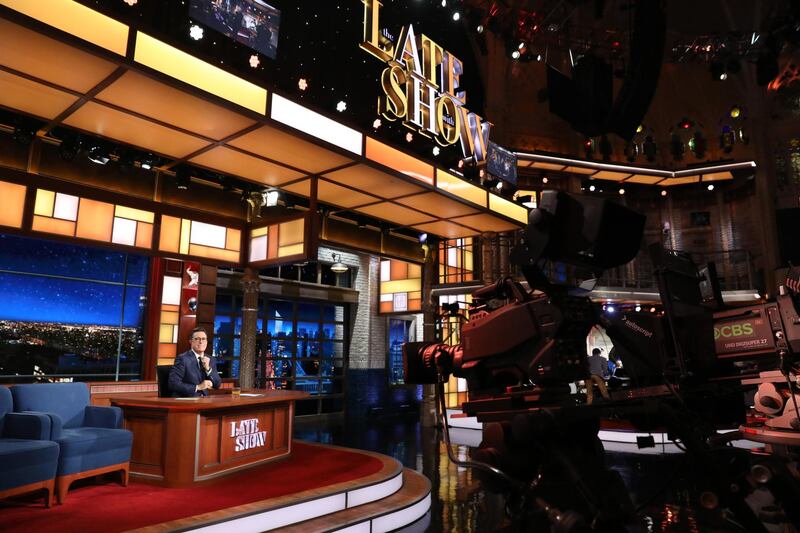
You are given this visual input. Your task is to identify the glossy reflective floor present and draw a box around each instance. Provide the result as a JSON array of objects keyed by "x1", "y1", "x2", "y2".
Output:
[{"x1": 294, "y1": 414, "x2": 723, "y2": 532}]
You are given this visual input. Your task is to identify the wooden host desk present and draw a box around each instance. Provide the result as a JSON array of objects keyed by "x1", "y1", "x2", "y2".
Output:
[{"x1": 111, "y1": 391, "x2": 309, "y2": 487}]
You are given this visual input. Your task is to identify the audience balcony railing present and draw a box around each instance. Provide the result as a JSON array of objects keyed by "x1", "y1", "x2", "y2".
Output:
[{"x1": 597, "y1": 248, "x2": 757, "y2": 291}]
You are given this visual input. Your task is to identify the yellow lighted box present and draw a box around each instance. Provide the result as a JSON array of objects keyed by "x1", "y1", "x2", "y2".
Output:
[
  {"x1": 0, "y1": 0, "x2": 129, "y2": 55},
  {"x1": 436, "y1": 169, "x2": 487, "y2": 208},
  {"x1": 134, "y1": 32, "x2": 267, "y2": 115},
  {"x1": 366, "y1": 137, "x2": 434, "y2": 186},
  {"x1": 489, "y1": 193, "x2": 528, "y2": 224},
  {"x1": 0, "y1": 180, "x2": 26, "y2": 228}
]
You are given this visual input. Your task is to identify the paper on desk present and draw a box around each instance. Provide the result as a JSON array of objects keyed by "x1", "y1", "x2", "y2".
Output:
[
  {"x1": 174, "y1": 397, "x2": 201, "y2": 400},
  {"x1": 239, "y1": 393, "x2": 264, "y2": 397}
]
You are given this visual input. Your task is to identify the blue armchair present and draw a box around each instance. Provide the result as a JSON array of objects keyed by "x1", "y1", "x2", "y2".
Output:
[
  {"x1": 11, "y1": 383, "x2": 132, "y2": 504},
  {"x1": 0, "y1": 386, "x2": 60, "y2": 507}
]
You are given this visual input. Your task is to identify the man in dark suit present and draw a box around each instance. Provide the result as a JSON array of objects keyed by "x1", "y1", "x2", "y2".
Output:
[{"x1": 168, "y1": 327, "x2": 222, "y2": 397}]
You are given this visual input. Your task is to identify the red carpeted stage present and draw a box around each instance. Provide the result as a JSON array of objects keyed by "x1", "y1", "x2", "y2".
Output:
[{"x1": 0, "y1": 441, "x2": 431, "y2": 532}]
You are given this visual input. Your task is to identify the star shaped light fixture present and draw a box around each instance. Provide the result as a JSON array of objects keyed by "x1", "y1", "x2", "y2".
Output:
[
  {"x1": 405, "y1": 132, "x2": 413, "y2": 142},
  {"x1": 123, "y1": 0, "x2": 138, "y2": 5},
  {"x1": 336, "y1": 101, "x2": 347, "y2": 112},
  {"x1": 189, "y1": 25, "x2": 204, "y2": 41},
  {"x1": 372, "y1": 119, "x2": 382, "y2": 129},
  {"x1": 298, "y1": 78, "x2": 308, "y2": 91},
  {"x1": 249, "y1": 55, "x2": 260, "y2": 68}
]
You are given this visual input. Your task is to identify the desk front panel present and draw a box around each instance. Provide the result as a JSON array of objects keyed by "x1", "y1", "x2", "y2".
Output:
[{"x1": 197, "y1": 401, "x2": 291, "y2": 479}]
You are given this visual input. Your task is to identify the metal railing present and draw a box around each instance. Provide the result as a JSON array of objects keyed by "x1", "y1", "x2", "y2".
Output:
[{"x1": 598, "y1": 248, "x2": 757, "y2": 291}]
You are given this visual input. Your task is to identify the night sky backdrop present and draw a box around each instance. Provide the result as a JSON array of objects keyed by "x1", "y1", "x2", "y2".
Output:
[{"x1": 0, "y1": 234, "x2": 148, "y2": 326}]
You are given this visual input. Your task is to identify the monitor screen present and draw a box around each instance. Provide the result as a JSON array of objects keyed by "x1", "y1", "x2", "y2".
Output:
[{"x1": 189, "y1": 0, "x2": 280, "y2": 59}]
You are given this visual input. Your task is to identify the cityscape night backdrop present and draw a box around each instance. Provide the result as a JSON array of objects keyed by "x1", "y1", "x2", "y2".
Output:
[{"x1": 0, "y1": 234, "x2": 148, "y2": 380}]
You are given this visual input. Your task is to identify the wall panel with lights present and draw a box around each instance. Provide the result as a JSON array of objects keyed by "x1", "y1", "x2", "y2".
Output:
[{"x1": 379, "y1": 259, "x2": 422, "y2": 314}]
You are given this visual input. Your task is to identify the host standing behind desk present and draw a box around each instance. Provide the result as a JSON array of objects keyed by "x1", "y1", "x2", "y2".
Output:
[{"x1": 111, "y1": 391, "x2": 309, "y2": 487}]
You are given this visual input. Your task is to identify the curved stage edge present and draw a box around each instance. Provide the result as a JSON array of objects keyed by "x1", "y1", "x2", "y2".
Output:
[{"x1": 0, "y1": 441, "x2": 432, "y2": 533}]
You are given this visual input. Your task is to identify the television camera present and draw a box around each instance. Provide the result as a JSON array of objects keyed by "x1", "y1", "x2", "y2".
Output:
[{"x1": 404, "y1": 191, "x2": 800, "y2": 532}]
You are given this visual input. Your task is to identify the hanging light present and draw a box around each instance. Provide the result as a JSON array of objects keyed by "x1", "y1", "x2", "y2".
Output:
[{"x1": 331, "y1": 253, "x2": 349, "y2": 273}]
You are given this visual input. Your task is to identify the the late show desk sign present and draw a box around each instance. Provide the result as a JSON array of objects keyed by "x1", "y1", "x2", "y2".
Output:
[
  {"x1": 230, "y1": 418, "x2": 267, "y2": 452},
  {"x1": 360, "y1": 0, "x2": 492, "y2": 164}
]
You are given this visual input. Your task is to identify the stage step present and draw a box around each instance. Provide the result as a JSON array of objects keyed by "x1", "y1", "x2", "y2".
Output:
[{"x1": 279, "y1": 469, "x2": 432, "y2": 533}]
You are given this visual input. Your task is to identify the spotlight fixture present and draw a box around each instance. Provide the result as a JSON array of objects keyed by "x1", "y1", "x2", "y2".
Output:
[
  {"x1": 264, "y1": 189, "x2": 280, "y2": 207},
  {"x1": 476, "y1": 24, "x2": 484, "y2": 33},
  {"x1": 618, "y1": 188, "x2": 625, "y2": 195},
  {"x1": 87, "y1": 145, "x2": 110, "y2": 165},
  {"x1": 650, "y1": 307, "x2": 657, "y2": 313},
  {"x1": 635, "y1": 305, "x2": 641, "y2": 312},
  {"x1": 661, "y1": 189, "x2": 668, "y2": 197},
  {"x1": 542, "y1": 176, "x2": 548, "y2": 184},
  {"x1": 707, "y1": 184, "x2": 715, "y2": 191},
  {"x1": 330, "y1": 253, "x2": 349, "y2": 274},
  {"x1": 58, "y1": 135, "x2": 81, "y2": 161},
  {"x1": 452, "y1": 12, "x2": 460, "y2": 21},
  {"x1": 588, "y1": 184, "x2": 596, "y2": 192},
  {"x1": 511, "y1": 49, "x2": 521, "y2": 59},
  {"x1": 418, "y1": 233, "x2": 428, "y2": 244},
  {"x1": 432, "y1": 146, "x2": 440, "y2": 156}
]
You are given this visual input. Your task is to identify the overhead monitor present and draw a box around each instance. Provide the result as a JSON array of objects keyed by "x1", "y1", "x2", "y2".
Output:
[{"x1": 189, "y1": 0, "x2": 280, "y2": 59}]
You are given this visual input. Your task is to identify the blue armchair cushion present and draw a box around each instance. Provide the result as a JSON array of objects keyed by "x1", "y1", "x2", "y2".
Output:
[
  {"x1": 11, "y1": 383, "x2": 90, "y2": 428},
  {"x1": 0, "y1": 439, "x2": 59, "y2": 491},
  {"x1": 56, "y1": 427, "x2": 132, "y2": 476},
  {"x1": 3, "y1": 412, "x2": 52, "y2": 440},
  {"x1": 84, "y1": 405, "x2": 123, "y2": 429}
]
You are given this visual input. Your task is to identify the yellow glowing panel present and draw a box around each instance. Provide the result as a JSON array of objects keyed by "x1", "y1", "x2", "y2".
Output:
[
  {"x1": 408, "y1": 264, "x2": 422, "y2": 278},
  {"x1": 408, "y1": 291, "x2": 421, "y2": 299},
  {"x1": 64, "y1": 102, "x2": 209, "y2": 159},
  {"x1": 75, "y1": 198, "x2": 114, "y2": 242},
  {"x1": 529, "y1": 162, "x2": 566, "y2": 171},
  {"x1": 593, "y1": 170, "x2": 631, "y2": 181},
  {"x1": 180, "y1": 219, "x2": 191, "y2": 255},
  {"x1": 0, "y1": 19, "x2": 118, "y2": 93},
  {"x1": 114, "y1": 205, "x2": 155, "y2": 224},
  {"x1": 188, "y1": 244, "x2": 240, "y2": 263},
  {"x1": 0, "y1": 71, "x2": 78, "y2": 120},
  {"x1": 412, "y1": 220, "x2": 476, "y2": 238},
  {"x1": 366, "y1": 138, "x2": 434, "y2": 185},
  {"x1": 229, "y1": 125, "x2": 354, "y2": 174},
  {"x1": 159, "y1": 215, "x2": 181, "y2": 253},
  {"x1": 625, "y1": 174, "x2": 664, "y2": 184},
  {"x1": 277, "y1": 243, "x2": 305, "y2": 257},
  {"x1": 660, "y1": 176, "x2": 700, "y2": 186},
  {"x1": 134, "y1": 33, "x2": 267, "y2": 115},
  {"x1": 158, "y1": 324, "x2": 174, "y2": 344},
  {"x1": 190, "y1": 146, "x2": 303, "y2": 187},
  {"x1": 324, "y1": 164, "x2": 426, "y2": 199},
  {"x1": 97, "y1": 71, "x2": 256, "y2": 141},
  {"x1": 32, "y1": 214, "x2": 75, "y2": 236},
  {"x1": 453, "y1": 213, "x2": 521, "y2": 233},
  {"x1": 34, "y1": 189, "x2": 55, "y2": 217},
  {"x1": 436, "y1": 169, "x2": 486, "y2": 208},
  {"x1": 563, "y1": 166, "x2": 596, "y2": 175},
  {"x1": 489, "y1": 194, "x2": 528, "y2": 224},
  {"x1": 702, "y1": 171, "x2": 733, "y2": 182},
  {"x1": 0, "y1": 181, "x2": 25, "y2": 228},
  {"x1": 396, "y1": 192, "x2": 478, "y2": 218},
  {"x1": 135, "y1": 222, "x2": 153, "y2": 249},
  {"x1": 251, "y1": 226, "x2": 269, "y2": 238},
  {"x1": 355, "y1": 203, "x2": 435, "y2": 226},
  {"x1": 0, "y1": 0, "x2": 129, "y2": 55},
  {"x1": 381, "y1": 279, "x2": 422, "y2": 294},
  {"x1": 226, "y1": 228, "x2": 241, "y2": 252},
  {"x1": 161, "y1": 311, "x2": 179, "y2": 325},
  {"x1": 278, "y1": 218, "x2": 305, "y2": 246},
  {"x1": 314, "y1": 179, "x2": 380, "y2": 208}
]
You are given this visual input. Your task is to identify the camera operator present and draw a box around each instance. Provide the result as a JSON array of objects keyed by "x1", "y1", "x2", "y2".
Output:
[{"x1": 585, "y1": 347, "x2": 611, "y2": 404}]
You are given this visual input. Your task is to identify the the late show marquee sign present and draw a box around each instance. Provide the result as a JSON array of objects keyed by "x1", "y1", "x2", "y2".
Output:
[{"x1": 360, "y1": 0, "x2": 492, "y2": 163}]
